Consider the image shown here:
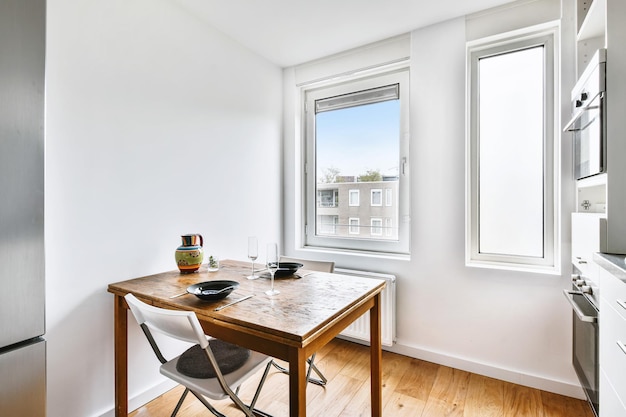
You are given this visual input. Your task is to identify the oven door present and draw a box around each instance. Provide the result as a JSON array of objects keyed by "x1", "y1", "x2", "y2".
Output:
[
  {"x1": 563, "y1": 289, "x2": 599, "y2": 416},
  {"x1": 565, "y1": 92, "x2": 605, "y2": 180}
]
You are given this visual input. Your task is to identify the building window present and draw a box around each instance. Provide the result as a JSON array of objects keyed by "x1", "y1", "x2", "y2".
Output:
[
  {"x1": 466, "y1": 27, "x2": 558, "y2": 272},
  {"x1": 317, "y1": 188, "x2": 338, "y2": 208},
  {"x1": 318, "y1": 215, "x2": 338, "y2": 235},
  {"x1": 349, "y1": 190, "x2": 360, "y2": 207},
  {"x1": 349, "y1": 218, "x2": 360, "y2": 234},
  {"x1": 304, "y1": 68, "x2": 410, "y2": 254},
  {"x1": 385, "y1": 218, "x2": 393, "y2": 237},
  {"x1": 371, "y1": 218, "x2": 383, "y2": 236},
  {"x1": 385, "y1": 189, "x2": 393, "y2": 206},
  {"x1": 370, "y1": 189, "x2": 382, "y2": 207}
]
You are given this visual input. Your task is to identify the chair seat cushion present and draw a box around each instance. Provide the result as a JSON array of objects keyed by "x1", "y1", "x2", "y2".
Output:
[{"x1": 176, "y1": 339, "x2": 250, "y2": 379}]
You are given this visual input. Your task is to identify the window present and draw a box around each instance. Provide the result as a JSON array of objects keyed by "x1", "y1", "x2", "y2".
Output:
[
  {"x1": 349, "y1": 218, "x2": 360, "y2": 234},
  {"x1": 317, "y1": 188, "x2": 338, "y2": 208},
  {"x1": 349, "y1": 190, "x2": 360, "y2": 206},
  {"x1": 466, "y1": 27, "x2": 558, "y2": 272},
  {"x1": 370, "y1": 189, "x2": 382, "y2": 206},
  {"x1": 385, "y1": 218, "x2": 393, "y2": 237},
  {"x1": 371, "y1": 218, "x2": 383, "y2": 236},
  {"x1": 319, "y1": 215, "x2": 338, "y2": 235},
  {"x1": 304, "y1": 68, "x2": 410, "y2": 254},
  {"x1": 385, "y1": 189, "x2": 393, "y2": 206}
]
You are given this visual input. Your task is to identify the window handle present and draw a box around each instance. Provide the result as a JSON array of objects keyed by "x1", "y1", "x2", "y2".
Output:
[{"x1": 401, "y1": 157, "x2": 407, "y2": 175}]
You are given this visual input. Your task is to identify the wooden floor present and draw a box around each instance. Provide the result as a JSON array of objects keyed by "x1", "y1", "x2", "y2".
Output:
[{"x1": 129, "y1": 338, "x2": 594, "y2": 417}]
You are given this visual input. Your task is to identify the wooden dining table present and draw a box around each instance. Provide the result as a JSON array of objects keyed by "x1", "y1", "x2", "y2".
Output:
[{"x1": 107, "y1": 259, "x2": 386, "y2": 417}]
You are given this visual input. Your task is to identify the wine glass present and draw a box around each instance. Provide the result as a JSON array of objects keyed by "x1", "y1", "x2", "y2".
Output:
[
  {"x1": 265, "y1": 242, "x2": 280, "y2": 296},
  {"x1": 246, "y1": 236, "x2": 260, "y2": 280}
]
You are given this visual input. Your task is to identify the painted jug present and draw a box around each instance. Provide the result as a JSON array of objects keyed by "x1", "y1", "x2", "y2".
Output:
[{"x1": 175, "y1": 234, "x2": 204, "y2": 273}]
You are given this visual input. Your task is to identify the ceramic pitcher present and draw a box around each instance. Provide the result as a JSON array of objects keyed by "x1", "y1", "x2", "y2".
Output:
[{"x1": 175, "y1": 233, "x2": 204, "y2": 273}]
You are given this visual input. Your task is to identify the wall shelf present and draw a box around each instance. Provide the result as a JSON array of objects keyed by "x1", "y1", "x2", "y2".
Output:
[{"x1": 578, "y1": 0, "x2": 606, "y2": 41}]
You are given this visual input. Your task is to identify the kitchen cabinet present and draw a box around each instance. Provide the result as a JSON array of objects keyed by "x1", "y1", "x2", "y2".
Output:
[
  {"x1": 571, "y1": 0, "x2": 626, "y2": 255},
  {"x1": 595, "y1": 254, "x2": 626, "y2": 416}
]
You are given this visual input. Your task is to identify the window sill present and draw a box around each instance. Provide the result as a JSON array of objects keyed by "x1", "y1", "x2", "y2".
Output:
[
  {"x1": 465, "y1": 259, "x2": 561, "y2": 276},
  {"x1": 300, "y1": 245, "x2": 411, "y2": 262}
]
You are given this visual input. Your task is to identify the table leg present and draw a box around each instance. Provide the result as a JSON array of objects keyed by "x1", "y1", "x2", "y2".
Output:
[
  {"x1": 288, "y1": 347, "x2": 307, "y2": 417},
  {"x1": 114, "y1": 294, "x2": 128, "y2": 417},
  {"x1": 370, "y1": 292, "x2": 382, "y2": 417}
]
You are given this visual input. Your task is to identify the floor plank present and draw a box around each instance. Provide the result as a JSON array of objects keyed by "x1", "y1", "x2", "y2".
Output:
[
  {"x1": 463, "y1": 373, "x2": 505, "y2": 417},
  {"x1": 420, "y1": 366, "x2": 471, "y2": 417},
  {"x1": 503, "y1": 382, "x2": 543, "y2": 417}
]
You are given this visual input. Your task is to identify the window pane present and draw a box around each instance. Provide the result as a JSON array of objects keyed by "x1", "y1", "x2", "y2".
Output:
[
  {"x1": 317, "y1": 188, "x2": 338, "y2": 208},
  {"x1": 371, "y1": 218, "x2": 383, "y2": 236},
  {"x1": 349, "y1": 190, "x2": 360, "y2": 206},
  {"x1": 478, "y1": 46, "x2": 544, "y2": 258},
  {"x1": 371, "y1": 189, "x2": 382, "y2": 206},
  {"x1": 319, "y1": 215, "x2": 338, "y2": 235},
  {"x1": 349, "y1": 218, "x2": 360, "y2": 234},
  {"x1": 315, "y1": 97, "x2": 400, "y2": 241}
]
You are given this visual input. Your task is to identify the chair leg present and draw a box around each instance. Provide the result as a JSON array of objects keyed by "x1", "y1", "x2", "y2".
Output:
[
  {"x1": 188, "y1": 390, "x2": 227, "y2": 417},
  {"x1": 305, "y1": 353, "x2": 327, "y2": 386},
  {"x1": 270, "y1": 355, "x2": 327, "y2": 386},
  {"x1": 170, "y1": 387, "x2": 190, "y2": 417},
  {"x1": 249, "y1": 361, "x2": 273, "y2": 410}
]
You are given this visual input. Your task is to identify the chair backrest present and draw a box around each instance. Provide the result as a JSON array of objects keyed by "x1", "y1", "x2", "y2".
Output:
[
  {"x1": 125, "y1": 293, "x2": 209, "y2": 349},
  {"x1": 279, "y1": 256, "x2": 335, "y2": 273}
]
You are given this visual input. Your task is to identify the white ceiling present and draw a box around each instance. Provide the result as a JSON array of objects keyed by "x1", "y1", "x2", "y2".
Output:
[{"x1": 173, "y1": 0, "x2": 518, "y2": 67}]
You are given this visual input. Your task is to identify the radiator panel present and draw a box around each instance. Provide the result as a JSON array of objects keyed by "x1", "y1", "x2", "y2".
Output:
[{"x1": 334, "y1": 268, "x2": 396, "y2": 347}]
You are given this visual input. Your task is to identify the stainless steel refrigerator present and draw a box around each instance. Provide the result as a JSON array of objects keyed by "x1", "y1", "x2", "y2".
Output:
[{"x1": 0, "y1": 0, "x2": 46, "y2": 415}]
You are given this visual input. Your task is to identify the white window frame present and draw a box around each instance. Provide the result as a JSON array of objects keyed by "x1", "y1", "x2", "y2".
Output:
[
  {"x1": 349, "y1": 217, "x2": 360, "y2": 235},
  {"x1": 370, "y1": 189, "x2": 383, "y2": 207},
  {"x1": 385, "y1": 218, "x2": 393, "y2": 237},
  {"x1": 385, "y1": 189, "x2": 393, "y2": 206},
  {"x1": 349, "y1": 189, "x2": 360, "y2": 207},
  {"x1": 303, "y1": 67, "x2": 410, "y2": 255},
  {"x1": 371, "y1": 218, "x2": 383, "y2": 236},
  {"x1": 466, "y1": 26, "x2": 559, "y2": 273}
]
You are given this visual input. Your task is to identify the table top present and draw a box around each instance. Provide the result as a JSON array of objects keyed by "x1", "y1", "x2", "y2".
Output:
[{"x1": 108, "y1": 260, "x2": 385, "y2": 348}]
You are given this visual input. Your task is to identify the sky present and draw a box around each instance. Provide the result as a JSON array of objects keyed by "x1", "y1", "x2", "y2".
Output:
[{"x1": 316, "y1": 99, "x2": 400, "y2": 181}]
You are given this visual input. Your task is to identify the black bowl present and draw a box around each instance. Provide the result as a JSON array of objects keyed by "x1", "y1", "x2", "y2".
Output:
[
  {"x1": 187, "y1": 280, "x2": 239, "y2": 301},
  {"x1": 273, "y1": 262, "x2": 304, "y2": 277}
]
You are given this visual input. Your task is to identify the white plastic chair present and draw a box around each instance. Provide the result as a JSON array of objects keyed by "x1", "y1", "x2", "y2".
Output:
[
  {"x1": 125, "y1": 293, "x2": 274, "y2": 417},
  {"x1": 271, "y1": 256, "x2": 335, "y2": 386}
]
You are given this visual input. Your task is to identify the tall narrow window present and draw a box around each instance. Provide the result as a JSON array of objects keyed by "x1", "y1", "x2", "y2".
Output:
[
  {"x1": 385, "y1": 189, "x2": 393, "y2": 206},
  {"x1": 349, "y1": 190, "x2": 360, "y2": 206},
  {"x1": 371, "y1": 218, "x2": 383, "y2": 236},
  {"x1": 304, "y1": 68, "x2": 410, "y2": 254},
  {"x1": 467, "y1": 28, "x2": 558, "y2": 272},
  {"x1": 371, "y1": 189, "x2": 383, "y2": 207},
  {"x1": 349, "y1": 218, "x2": 360, "y2": 234}
]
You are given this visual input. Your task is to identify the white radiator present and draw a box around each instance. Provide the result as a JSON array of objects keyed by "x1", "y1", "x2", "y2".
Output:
[{"x1": 333, "y1": 268, "x2": 396, "y2": 347}]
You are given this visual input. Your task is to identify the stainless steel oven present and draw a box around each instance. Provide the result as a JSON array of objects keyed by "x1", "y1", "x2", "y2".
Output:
[
  {"x1": 564, "y1": 49, "x2": 606, "y2": 180},
  {"x1": 564, "y1": 266, "x2": 599, "y2": 417}
]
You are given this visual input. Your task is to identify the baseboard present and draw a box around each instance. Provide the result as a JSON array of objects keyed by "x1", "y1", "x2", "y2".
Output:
[
  {"x1": 98, "y1": 379, "x2": 177, "y2": 417},
  {"x1": 384, "y1": 339, "x2": 586, "y2": 400}
]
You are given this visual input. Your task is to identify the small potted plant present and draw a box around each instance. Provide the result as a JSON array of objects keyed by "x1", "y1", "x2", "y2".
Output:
[{"x1": 207, "y1": 255, "x2": 219, "y2": 272}]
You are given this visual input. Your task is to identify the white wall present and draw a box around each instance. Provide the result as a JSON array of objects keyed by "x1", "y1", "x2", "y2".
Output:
[
  {"x1": 45, "y1": 1, "x2": 282, "y2": 416},
  {"x1": 283, "y1": 1, "x2": 583, "y2": 399}
]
